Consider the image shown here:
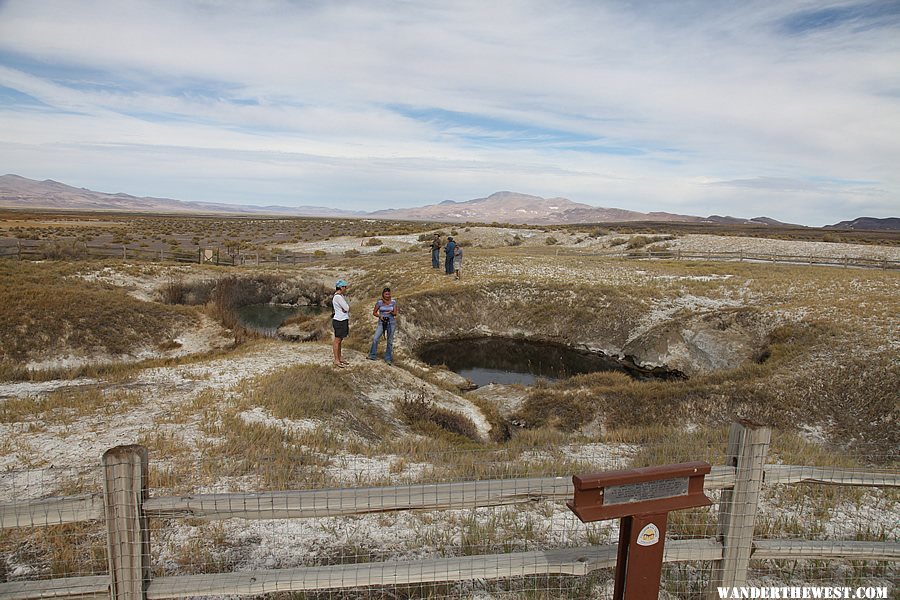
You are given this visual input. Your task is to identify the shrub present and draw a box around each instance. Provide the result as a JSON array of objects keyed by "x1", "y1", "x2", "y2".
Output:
[
  {"x1": 545, "y1": 237, "x2": 559, "y2": 245},
  {"x1": 608, "y1": 237, "x2": 628, "y2": 246},
  {"x1": 313, "y1": 250, "x2": 327, "y2": 257},
  {"x1": 158, "y1": 278, "x2": 216, "y2": 305},
  {"x1": 40, "y1": 241, "x2": 87, "y2": 261},
  {"x1": 364, "y1": 238, "x2": 383, "y2": 246},
  {"x1": 625, "y1": 235, "x2": 674, "y2": 250},
  {"x1": 344, "y1": 249, "x2": 360, "y2": 257},
  {"x1": 271, "y1": 279, "x2": 331, "y2": 305},
  {"x1": 396, "y1": 391, "x2": 480, "y2": 441},
  {"x1": 376, "y1": 246, "x2": 398, "y2": 254},
  {"x1": 626, "y1": 235, "x2": 651, "y2": 249}
]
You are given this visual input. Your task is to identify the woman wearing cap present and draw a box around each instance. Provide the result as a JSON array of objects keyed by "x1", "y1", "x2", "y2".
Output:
[
  {"x1": 453, "y1": 242, "x2": 462, "y2": 280},
  {"x1": 332, "y1": 280, "x2": 350, "y2": 367},
  {"x1": 367, "y1": 287, "x2": 398, "y2": 365}
]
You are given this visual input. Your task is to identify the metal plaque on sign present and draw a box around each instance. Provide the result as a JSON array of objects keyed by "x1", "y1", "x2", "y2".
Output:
[{"x1": 604, "y1": 477, "x2": 690, "y2": 505}]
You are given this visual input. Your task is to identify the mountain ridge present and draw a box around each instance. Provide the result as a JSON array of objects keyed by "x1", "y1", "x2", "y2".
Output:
[
  {"x1": 0, "y1": 174, "x2": 824, "y2": 226},
  {"x1": 824, "y1": 217, "x2": 900, "y2": 231}
]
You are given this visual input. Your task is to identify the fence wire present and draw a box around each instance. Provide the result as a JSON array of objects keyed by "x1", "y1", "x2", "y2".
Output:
[{"x1": 1, "y1": 444, "x2": 896, "y2": 598}]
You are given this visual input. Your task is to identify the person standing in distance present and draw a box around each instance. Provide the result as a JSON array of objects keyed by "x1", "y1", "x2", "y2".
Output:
[
  {"x1": 444, "y1": 236, "x2": 456, "y2": 275},
  {"x1": 431, "y1": 234, "x2": 442, "y2": 269},
  {"x1": 332, "y1": 280, "x2": 350, "y2": 368},
  {"x1": 367, "y1": 287, "x2": 398, "y2": 365}
]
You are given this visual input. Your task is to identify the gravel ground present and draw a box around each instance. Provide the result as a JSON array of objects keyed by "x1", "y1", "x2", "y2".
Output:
[{"x1": 668, "y1": 234, "x2": 900, "y2": 260}]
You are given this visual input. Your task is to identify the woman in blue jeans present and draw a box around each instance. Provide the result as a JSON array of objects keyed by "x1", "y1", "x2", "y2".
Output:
[{"x1": 367, "y1": 287, "x2": 398, "y2": 364}]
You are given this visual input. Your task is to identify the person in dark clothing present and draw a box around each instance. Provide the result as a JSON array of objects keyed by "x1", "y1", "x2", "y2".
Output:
[
  {"x1": 431, "y1": 234, "x2": 441, "y2": 269},
  {"x1": 444, "y1": 237, "x2": 456, "y2": 275}
]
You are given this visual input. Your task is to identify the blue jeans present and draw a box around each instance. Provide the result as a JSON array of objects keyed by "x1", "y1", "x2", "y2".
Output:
[
  {"x1": 432, "y1": 248, "x2": 440, "y2": 268},
  {"x1": 368, "y1": 318, "x2": 395, "y2": 362}
]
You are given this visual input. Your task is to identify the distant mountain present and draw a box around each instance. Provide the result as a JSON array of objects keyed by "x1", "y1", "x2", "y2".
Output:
[
  {"x1": 370, "y1": 191, "x2": 707, "y2": 224},
  {"x1": 0, "y1": 174, "x2": 365, "y2": 218},
  {"x1": 825, "y1": 217, "x2": 900, "y2": 231},
  {"x1": 704, "y1": 215, "x2": 793, "y2": 226},
  {"x1": 0, "y1": 174, "x2": 795, "y2": 225}
]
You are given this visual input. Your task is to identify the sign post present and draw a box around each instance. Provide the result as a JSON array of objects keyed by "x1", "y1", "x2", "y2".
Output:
[{"x1": 567, "y1": 461, "x2": 712, "y2": 599}]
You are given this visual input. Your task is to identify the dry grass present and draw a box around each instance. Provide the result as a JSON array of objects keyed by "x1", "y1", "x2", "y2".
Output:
[
  {"x1": 234, "y1": 364, "x2": 354, "y2": 419},
  {"x1": 0, "y1": 261, "x2": 195, "y2": 369},
  {"x1": 0, "y1": 386, "x2": 142, "y2": 426},
  {"x1": 396, "y1": 390, "x2": 481, "y2": 442},
  {"x1": 0, "y1": 522, "x2": 106, "y2": 580},
  {"x1": 1, "y1": 225, "x2": 896, "y2": 594}
]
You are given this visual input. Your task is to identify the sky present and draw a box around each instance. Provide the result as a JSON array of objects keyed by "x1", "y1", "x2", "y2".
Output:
[{"x1": 1, "y1": 1, "x2": 899, "y2": 226}]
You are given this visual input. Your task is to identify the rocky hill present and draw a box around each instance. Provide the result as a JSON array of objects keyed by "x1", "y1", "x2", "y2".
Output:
[
  {"x1": 826, "y1": 217, "x2": 900, "y2": 231},
  {"x1": 369, "y1": 191, "x2": 705, "y2": 224}
]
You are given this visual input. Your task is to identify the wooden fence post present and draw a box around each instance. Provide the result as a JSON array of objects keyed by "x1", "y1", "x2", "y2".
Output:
[
  {"x1": 103, "y1": 445, "x2": 150, "y2": 600},
  {"x1": 709, "y1": 420, "x2": 771, "y2": 595}
]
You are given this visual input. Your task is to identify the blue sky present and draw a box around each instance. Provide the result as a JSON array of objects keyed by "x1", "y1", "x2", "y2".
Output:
[{"x1": 1, "y1": 1, "x2": 898, "y2": 226}]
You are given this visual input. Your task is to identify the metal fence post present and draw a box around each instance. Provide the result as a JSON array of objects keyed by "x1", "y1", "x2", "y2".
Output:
[
  {"x1": 709, "y1": 420, "x2": 771, "y2": 595},
  {"x1": 102, "y1": 445, "x2": 150, "y2": 600}
]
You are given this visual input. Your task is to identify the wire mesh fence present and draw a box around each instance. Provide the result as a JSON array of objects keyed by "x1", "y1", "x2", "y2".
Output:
[{"x1": 0, "y1": 430, "x2": 896, "y2": 599}]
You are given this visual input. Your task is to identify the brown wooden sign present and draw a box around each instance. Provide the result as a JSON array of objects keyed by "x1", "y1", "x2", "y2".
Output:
[
  {"x1": 568, "y1": 461, "x2": 712, "y2": 522},
  {"x1": 567, "y1": 461, "x2": 712, "y2": 600}
]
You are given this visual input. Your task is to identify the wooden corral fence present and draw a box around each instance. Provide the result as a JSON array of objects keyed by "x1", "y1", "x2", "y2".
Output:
[
  {"x1": 1, "y1": 422, "x2": 897, "y2": 599},
  {"x1": 614, "y1": 248, "x2": 900, "y2": 270},
  {"x1": 0, "y1": 241, "x2": 319, "y2": 266}
]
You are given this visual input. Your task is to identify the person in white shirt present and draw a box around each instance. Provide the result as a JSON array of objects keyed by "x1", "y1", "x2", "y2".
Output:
[{"x1": 332, "y1": 279, "x2": 350, "y2": 367}]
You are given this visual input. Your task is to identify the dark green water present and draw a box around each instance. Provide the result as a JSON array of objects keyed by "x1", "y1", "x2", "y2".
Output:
[
  {"x1": 419, "y1": 337, "x2": 680, "y2": 386},
  {"x1": 236, "y1": 304, "x2": 327, "y2": 333}
]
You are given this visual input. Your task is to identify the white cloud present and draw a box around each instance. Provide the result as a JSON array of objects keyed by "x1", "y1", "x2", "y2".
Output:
[{"x1": 0, "y1": 0, "x2": 898, "y2": 224}]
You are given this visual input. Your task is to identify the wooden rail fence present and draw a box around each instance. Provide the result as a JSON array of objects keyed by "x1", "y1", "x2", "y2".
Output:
[
  {"x1": 4, "y1": 240, "x2": 898, "y2": 270},
  {"x1": 0, "y1": 241, "x2": 318, "y2": 266},
  {"x1": 1, "y1": 422, "x2": 897, "y2": 599}
]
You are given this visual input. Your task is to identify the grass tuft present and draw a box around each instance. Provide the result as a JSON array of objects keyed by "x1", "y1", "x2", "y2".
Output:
[{"x1": 397, "y1": 391, "x2": 481, "y2": 442}]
